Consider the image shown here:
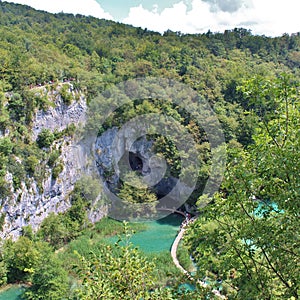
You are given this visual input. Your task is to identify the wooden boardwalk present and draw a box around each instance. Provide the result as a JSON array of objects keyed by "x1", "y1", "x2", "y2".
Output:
[
  {"x1": 170, "y1": 221, "x2": 226, "y2": 299},
  {"x1": 170, "y1": 224, "x2": 206, "y2": 284},
  {"x1": 171, "y1": 228, "x2": 187, "y2": 272}
]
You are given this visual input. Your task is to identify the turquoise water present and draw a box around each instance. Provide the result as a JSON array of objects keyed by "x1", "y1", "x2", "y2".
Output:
[
  {"x1": 110, "y1": 214, "x2": 184, "y2": 253},
  {"x1": 1, "y1": 214, "x2": 184, "y2": 299},
  {"x1": 253, "y1": 201, "x2": 284, "y2": 217},
  {"x1": 0, "y1": 286, "x2": 25, "y2": 300},
  {"x1": 178, "y1": 283, "x2": 196, "y2": 292}
]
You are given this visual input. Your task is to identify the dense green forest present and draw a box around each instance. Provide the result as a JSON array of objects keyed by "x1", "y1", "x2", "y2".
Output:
[{"x1": 0, "y1": 1, "x2": 299, "y2": 299}]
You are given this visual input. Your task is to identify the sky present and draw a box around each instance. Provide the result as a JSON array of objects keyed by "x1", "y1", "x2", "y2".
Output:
[{"x1": 6, "y1": 0, "x2": 300, "y2": 37}]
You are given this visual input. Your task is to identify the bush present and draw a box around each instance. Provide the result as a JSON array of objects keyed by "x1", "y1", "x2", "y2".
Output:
[
  {"x1": 0, "y1": 213, "x2": 6, "y2": 229},
  {"x1": 7, "y1": 158, "x2": 26, "y2": 189},
  {"x1": 37, "y1": 129, "x2": 54, "y2": 148},
  {"x1": 0, "y1": 137, "x2": 13, "y2": 155},
  {"x1": 24, "y1": 252, "x2": 69, "y2": 300},
  {"x1": 25, "y1": 155, "x2": 39, "y2": 174},
  {"x1": 47, "y1": 150, "x2": 60, "y2": 167},
  {"x1": 0, "y1": 261, "x2": 7, "y2": 286},
  {"x1": 52, "y1": 163, "x2": 63, "y2": 179},
  {"x1": 60, "y1": 84, "x2": 73, "y2": 105}
]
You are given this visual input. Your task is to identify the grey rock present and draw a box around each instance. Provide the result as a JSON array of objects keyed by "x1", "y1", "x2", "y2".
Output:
[{"x1": 0, "y1": 90, "x2": 94, "y2": 240}]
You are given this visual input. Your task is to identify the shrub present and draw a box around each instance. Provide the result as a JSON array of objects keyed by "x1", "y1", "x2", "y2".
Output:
[
  {"x1": 37, "y1": 129, "x2": 54, "y2": 148},
  {"x1": 47, "y1": 150, "x2": 60, "y2": 167},
  {"x1": 52, "y1": 163, "x2": 63, "y2": 179}
]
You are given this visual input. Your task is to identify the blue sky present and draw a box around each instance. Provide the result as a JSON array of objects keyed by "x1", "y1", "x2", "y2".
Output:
[
  {"x1": 6, "y1": 0, "x2": 300, "y2": 37},
  {"x1": 95, "y1": 0, "x2": 184, "y2": 20}
]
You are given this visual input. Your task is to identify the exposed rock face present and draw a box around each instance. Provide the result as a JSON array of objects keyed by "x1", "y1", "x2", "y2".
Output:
[
  {"x1": 95, "y1": 127, "x2": 156, "y2": 191},
  {"x1": 32, "y1": 88, "x2": 87, "y2": 140},
  {"x1": 94, "y1": 127, "x2": 190, "y2": 210},
  {"x1": 0, "y1": 88, "x2": 107, "y2": 240}
]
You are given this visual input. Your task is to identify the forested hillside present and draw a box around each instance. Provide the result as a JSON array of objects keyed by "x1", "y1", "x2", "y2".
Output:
[{"x1": 0, "y1": 1, "x2": 299, "y2": 299}]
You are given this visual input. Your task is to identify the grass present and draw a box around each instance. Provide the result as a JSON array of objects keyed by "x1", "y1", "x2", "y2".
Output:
[
  {"x1": 92, "y1": 217, "x2": 147, "y2": 237},
  {"x1": 144, "y1": 251, "x2": 182, "y2": 286},
  {"x1": 56, "y1": 217, "x2": 148, "y2": 276}
]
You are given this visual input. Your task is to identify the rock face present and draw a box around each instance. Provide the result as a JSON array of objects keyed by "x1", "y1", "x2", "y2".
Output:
[
  {"x1": 95, "y1": 127, "x2": 160, "y2": 190},
  {"x1": 32, "y1": 88, "x2": 87, "y2": 140},
  {"x1": 0, "y1": 87, "x2": 106, "y2": 240},
  {"x1": 94, "y1": 127, "x2": 190, "y2": 210}
]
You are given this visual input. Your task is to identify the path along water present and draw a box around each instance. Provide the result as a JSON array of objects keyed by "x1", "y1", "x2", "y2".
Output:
[
  {"x1": 171, "y1": 220, "x2": 225, "y2": 299},
  {"x1": 1, "y1": 213, "x2": 225, "y2": 298},
  {"x1": 1, "y1": 202, "x2": 281, "y2": 298}
]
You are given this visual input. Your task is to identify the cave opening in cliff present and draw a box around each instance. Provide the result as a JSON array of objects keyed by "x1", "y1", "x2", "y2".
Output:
[{"x1": 129, "y1": 151, "x2": 143, "y2": 172}]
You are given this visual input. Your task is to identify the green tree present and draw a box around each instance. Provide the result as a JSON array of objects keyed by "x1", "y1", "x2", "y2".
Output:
[
  {"x1": 7, "y1": 93, "x2": 25, "y2": 121},
  {"x1": 118, "y1": 171, "x2": 157, "y2": 204},
  {"x1": 25, "y1": 155, "x2": 39, "y2": 175},
  {"x1": 0, "y1": 137, "x2": 13, "y2": 155},
  {"x1": 117, "y1": 171, "x2": 158, "y2": 219},
  {"x1": 24, "y1": 244, "x2": 69, "y2": 300},
  {"x1": 0, "y1": 261, "x2": 7, "y2": 286},
  {"x1": 72, "y1": 175, "x2": 102, "y2": 207},
  {"x1": 37, "y1": 213, "x2": 69, "y2": 249},
  {"x1": 36, "y1": 129, "x2": 54, "y2": 148},
  {"x1": 3, "y1": 236, "x2": 40, "y2": 282},
  {"x1": 74, "y1": 222, "x2": 171, "y2": 299},
  {"x1": 185, "y1": 75, "x2": 300, "y2": 299}
]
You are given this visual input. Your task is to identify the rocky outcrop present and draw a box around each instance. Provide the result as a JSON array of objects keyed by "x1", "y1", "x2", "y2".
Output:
[
  {"x1": 0, "y1": 87, "x2": 104, "y2": 240},
  {"x1": 32, "y1": 86, "x2": 87, "y2": 140},
  {"x1": 94, "y1": 127, "x2": 192, "y2": 211}
]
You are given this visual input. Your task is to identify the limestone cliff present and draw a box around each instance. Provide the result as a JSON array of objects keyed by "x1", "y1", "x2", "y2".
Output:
[{"x1": 0, "y1": 85, "x2": 107, "y2": 240}]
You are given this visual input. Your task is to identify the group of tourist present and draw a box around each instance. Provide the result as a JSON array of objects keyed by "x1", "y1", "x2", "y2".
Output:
[{"x1": 180, "y1": 212, "x2": 195, "y2": 229}]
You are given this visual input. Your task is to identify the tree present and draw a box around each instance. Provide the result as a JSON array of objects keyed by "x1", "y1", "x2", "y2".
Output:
[
  {"x1": 37, "y1": 213, "x2": 69, "y2": 249},
  {"x1": 3, "y1": 236, "x2": 40, "y2": 282},
  {"x1": 117, "y1": 171, "x2": 158, "y2": 219},
  {"x1": 36, "y1": 129, "x2": 54, "y2": 148},
  {"x1": 7, "y1": 93, "x2": 25, "y2": 121},
  {"x1": 185, "y1": 75, "x2": 300, "y2": 299},
  {"x1": 24, "y1": 244, "x2": 69, "y2": 300},
  {"x1": 0, "y1": 137, "x2": 13, "y2": 155},
  {"x1": 74, "y1": 222, "x2": 178, "y2": 300}
]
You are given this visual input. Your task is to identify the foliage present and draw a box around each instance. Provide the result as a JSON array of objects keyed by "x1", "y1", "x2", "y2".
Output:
[
  {"x1": 72, "y1": 175, "x2": 102, "y2": 207},
  {"x1": 118, "y1": 171, "x2": 157, "y2": 204},
  {"x1": 185, "y1": 75, "x2": 300, "y2": 299},
  {"x1": 47, "y1": 149, "x2": 60, "y2": 167},
  {"x1": 0, "y1": 137, "x2": 13, "y2": 156},
  {"x1": 0, "y1": 2, "x2": 299, "y2": 298},
  {"x1": 0, "y1": 235, "x2": 68, "y2": 299},
  {"x1": 51, "y1": 162, "x2": 63, "y2": 179},
  {"x1": 74, "y1": 222, "x2": 157, "y2": 299},
  {"x1": 3, "y1": 237, "x2": 40, "y2": 282},
  {"x1": 73, "y1": 222, "x2": 203, "y2": 299},
  {"x1": 36, "y1": 129, "x2": 54, "y2": 149},
  {"x1": 59, "y1": 84, "x2": 73, "y2": 105},
  {"x1": 23, "y1": 247, "x2": 69, "y2": 300},
  {"x1": 117, "y1": 171, "x2": 158, "y2": 219},
  {"x1": 37, "y1": 177, "x2": 102, "y2": 249}
]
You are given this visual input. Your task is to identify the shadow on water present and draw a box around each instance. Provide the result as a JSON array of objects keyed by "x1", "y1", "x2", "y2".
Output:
[
  {"x1": 0, "y1": 285, "x2": 26, "y2": 300},
  {"x1": 156, "y1": 213, "x2": 184, "y2": 226}
]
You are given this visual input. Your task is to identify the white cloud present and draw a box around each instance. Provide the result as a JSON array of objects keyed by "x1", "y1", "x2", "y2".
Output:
[
  {"x1": 123, "y1": 0, "x2": 300, "y2": 36},
  {"x1": 249, "y1": 0, "x2": 300, "y2": 36},
  {"x1": 6, "y1": 0, "x2": 114, "y2": 20},
  {"x1": 6, "y1": 0, "x2": 300, "y2": 36}
]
